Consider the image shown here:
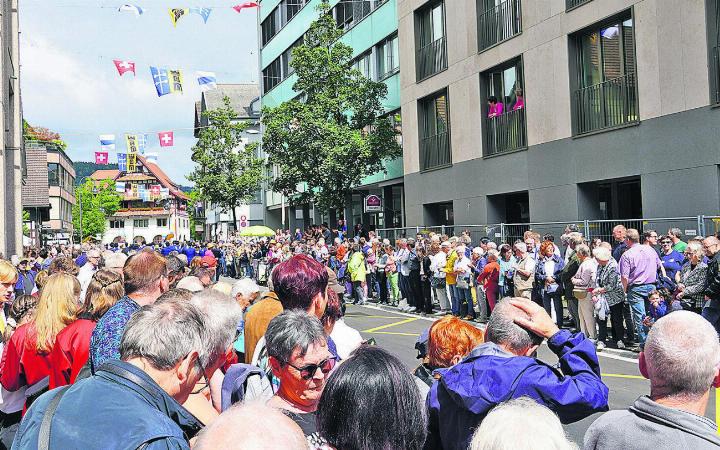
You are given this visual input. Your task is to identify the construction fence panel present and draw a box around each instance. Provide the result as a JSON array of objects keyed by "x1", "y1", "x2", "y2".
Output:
[
  {"x1": 703, "y1": 216, "x2": 720, "y2": 238},
  {"x1": 586, "y1": 217, "x2": 702, "y2": 243}
]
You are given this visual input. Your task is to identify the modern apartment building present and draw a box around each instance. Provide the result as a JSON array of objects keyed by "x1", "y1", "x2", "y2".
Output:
[
  {"x1": 193, "y1": 83, "x2": 264, "y2": 240},
  {"x1": 0, "y1": 0, "x2": 24, "y2": 255},
  {"x1": 398, "y1": 0, "x2": 720, "y2": 226},
  {"x1": 259, "y1": 0, "x2": 405, "y2": 230}
]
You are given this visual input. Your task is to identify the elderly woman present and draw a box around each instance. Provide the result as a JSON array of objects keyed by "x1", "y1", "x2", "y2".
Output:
[
  {"x1": 571, "y1": 244, "x2": 598, "y2": 339},
  {"x1": 535, "y1": 241, "x2": 565, "y2": 329},
  {"x1": 593, "y1": 246, "x2": 626, "y2": 351},
  {"x1": 676, "y1": 241, "x2": 708, "y2": 313},
  {"x1": 266, "y1": 310, "x2": 335, "y2": 444},
  {"x1": 497, "y1": 244, "x2": 516, "y2": 298},
  {"x1": 453, "y1": 245, "x2": 475, "y2": 320}
]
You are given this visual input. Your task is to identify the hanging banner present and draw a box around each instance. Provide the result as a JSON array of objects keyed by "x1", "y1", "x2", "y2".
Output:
[
  {"x1": 113, "y1": 60, "x2": 136, "y2": 76},
  {"x1": 95, "y1": 151, "x2": 109, "y2": 165},
  {"x1": 189, "y1": 7, "x2": 212, "y2": 23},
  {"x1": 126, "y1": 134, "x2": 139, "y2": 154},
  {"x1": 158, "y1": 131, "x2": 174, "y2": 147},
  {"x1": 169, "y1": 70, "x2": 183, "y2": 94},
  {"x1": 127, "y1": 153, "x2": 138, "y2": 172},
  {"x1": 117, "y1": 153, "x2": 128, "y2": 172},
  {"x1": 233, "y1": 2, "x2": 259, "y2": 13},
  {"x1": 168, "y1": 8, "x2": 188, "y2": 27},
  {"x1": 150, "y1": 184, "x2": 162, "y2": 199}
]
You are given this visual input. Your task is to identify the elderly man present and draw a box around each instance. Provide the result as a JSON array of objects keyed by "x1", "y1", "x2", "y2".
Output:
[
  {"x1": 512, "y1": 242, "x2": 535, "y2": 300},
  {"x1": 90, "y1": 250, "x2": 168, "y2": 370},
  {"x1": 584, "y1": 311, "x2": 720, "y2": 449},
  {"x1": 77, "y1": 248, "x2": 101, "y2": 299},
  {"x1": 13, "y1": 297, "x2": 228, "y2": 449},
  {"x1": 702, "y1": 236, "x2": 720, "y2": 334},
  {"x1": 611, "y1": 225, "x2": 628, "y2": 262},
  {"x1": 619, "y1": 228, "x2": 663, "y2": 350},
  {"x1": 426, "y1": 298, "x2": 609, "y2": 450},
  {"x1": 231, "y1": 277, "x2": 262, "y2": 311},
  {"x1": 193, "y1": 402, "x2": 308, "y2": 450}
]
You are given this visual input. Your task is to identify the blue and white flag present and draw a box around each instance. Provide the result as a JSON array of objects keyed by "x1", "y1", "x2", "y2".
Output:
[
  {"x1": 196, "y1": 71, "x2": 217, "y2": 92},
  {"x1": 118, "y1": 4, "x2": 144, "y2": 15},
  {"x1": 115, "y1": 181, "x2": 126, "y2": 193},
  {"x1": 137, "y1": 134, "x2": 147, "y2": 154},
  {"x1": 189, "y1": 7, "x2": 212, "y2": 23},
  {"x1": 150, "y1": 66, "x2": 171, "y2": 97},
  {"x1": 117, "y1": 153, "x2": 128, "y2": 172},
  {"x1": 100, "y1": 134, "x2": 116, "y2": 151}
]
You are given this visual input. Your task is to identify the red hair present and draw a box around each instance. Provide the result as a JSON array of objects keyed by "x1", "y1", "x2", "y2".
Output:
[
  {"x1": 272, "y1": 254, "x2": 329, "y2": 311},
  {"x1": 428, "y1": 316, "x2": 484, "y2": 368},
  {"x1": 540, "y1": 240, "x2": 555, "y2": 256}
]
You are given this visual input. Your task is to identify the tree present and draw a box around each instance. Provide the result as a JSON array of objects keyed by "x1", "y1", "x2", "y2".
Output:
[
  {"x1": 189, "y1": 96, "x2": 264, "y2": 230},
  {"x1": 72, "y1": 179, "x2": 121, "y2": 240},
  {"x1": 261, "y1": 0, "x2": 402, "y2": 213},
  {"x1": 23, "y1": 120, "x2": 68, "y2": 150},
  {"x1": 187, "y1": 190, "x2": 203, "y2": 241}
]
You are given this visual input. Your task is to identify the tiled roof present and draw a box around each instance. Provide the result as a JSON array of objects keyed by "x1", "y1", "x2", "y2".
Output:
[
  {"x1": 117, "y1": 173, "x2": 155, "y2": 182},
  {"x1": 136, "y1": 155, "x2": 190, "y2": 201},
  {"x1": 202, "y1": 83, "x2": 260, "y2": 120},
  {"x1": 90, "y1": 169, "x2": 121, "y2": 181}
]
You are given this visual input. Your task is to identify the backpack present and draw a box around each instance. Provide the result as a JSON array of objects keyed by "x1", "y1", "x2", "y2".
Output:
[{"x1": 220, "y1": 363, "x2": 273, "y2": 411}]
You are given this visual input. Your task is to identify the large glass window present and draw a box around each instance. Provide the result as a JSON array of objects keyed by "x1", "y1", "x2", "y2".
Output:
[
  {"x1": 353, "y1": 50, "x2": 374, "y2": 80},
  {"x1": 261, "y1": 7, "x2": 281, "y2": 47},
  {"x1": 262, "y1": 57, "x2": 282, "y2": 94},
  {"x1": 482, "y1": 58, "x2": 526, "y2": 156},
  {"x1": 48, "y1": 163, "x2": 59, "y2": 186},
  {"x1": 477, "y1": 0, "x2": 522, "y2": 52},
  {"x1": 709, "y1": 0, "x2": 720, "y2": 104},
  {"x1": 572, "y1": 13, "x2": 637, "y2": 134},
  {"x1": 416, "y1": 2, "x2": 447, "y2": 81},
  {"x1": 419, "y1": 89, "x2": 451, "y2": 170},
  {"x1": 377, "y1": 33, "x2": 399, "y2": 80}
]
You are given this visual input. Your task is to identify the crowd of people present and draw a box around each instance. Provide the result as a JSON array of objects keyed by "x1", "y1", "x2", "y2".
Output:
[{"x1": 0, "y1": 219, "x2": 717, "y2": 448}]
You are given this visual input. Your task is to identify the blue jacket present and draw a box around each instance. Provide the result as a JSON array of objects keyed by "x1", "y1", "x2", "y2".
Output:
[
  {"x1": 535, "y1": 254, "x2": 565, "y2": 287},
  {"x1": 13, "y1": 360, "x2": 203, "y2": 450},
  {"x1": 425, "y1": 330, "x2": 609, "y2": 450}
]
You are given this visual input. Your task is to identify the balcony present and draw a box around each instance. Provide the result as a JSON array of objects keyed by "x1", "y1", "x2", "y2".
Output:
[
  {"x1": 566, "y1": 0, "x2": 592, "y2": 11},
  {"x1": 712, "y1": 45, "x2": 720, "y2": 104},
  {"x1": 416, "y1": 37, "x2": 447, "y2": 81},
  {"x1": 484, "y1": 107, "x2": 527, "y2": 156},
  {"x1": 420, "y1": 131, "x2": 451, "y2": 171},
  {"x1": 573, "y1": 73, "x2": 638, "y2": 135},
  {"x1": 477, "y1": 0, "x2": 522, "y2": 52}
]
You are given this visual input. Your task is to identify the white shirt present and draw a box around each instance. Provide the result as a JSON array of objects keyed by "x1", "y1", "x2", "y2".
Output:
[
  {"x1": 430, "y1": 251, "x2": 447, "y2": 277},
  {"x1": 77, "y1": 262, "x2": 96, "y2": 302},
  {"x1": 330, "y1": 319, "x2": 363, "y2": 360}
]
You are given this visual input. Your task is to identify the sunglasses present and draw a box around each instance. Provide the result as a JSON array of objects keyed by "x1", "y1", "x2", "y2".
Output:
[{"x1": 285, "y1": 357, "x2": 337, "y2": 380}]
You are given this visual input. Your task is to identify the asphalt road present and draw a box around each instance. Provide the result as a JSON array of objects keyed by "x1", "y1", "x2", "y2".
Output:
[{"x1": 342, "y1": 303, "x2": 718, "y2": 446}]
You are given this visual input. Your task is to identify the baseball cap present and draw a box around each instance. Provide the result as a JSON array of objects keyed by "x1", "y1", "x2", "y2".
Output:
[{"x1": 201, "y1": 254, "x2": 218, "y2": 268}]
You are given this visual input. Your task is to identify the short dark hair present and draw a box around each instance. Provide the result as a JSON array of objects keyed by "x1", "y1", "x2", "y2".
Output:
[
  {"x1": 272, "y1": 254, "x2": 329, "y2": 311},
  {"x1": 317, "y1": 346, "x2": 427, "y2": 450},
  {"x1": 124, "y1": 251, "x2": 167, "y2": 295},
  {"x1": 488, "y1": 96, "x2": 498, "y2": 103}
]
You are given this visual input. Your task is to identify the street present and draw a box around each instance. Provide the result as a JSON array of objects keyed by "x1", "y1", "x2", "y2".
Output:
[{"x1": 342, "y1": 303, "x2": 718, "y2": 446}]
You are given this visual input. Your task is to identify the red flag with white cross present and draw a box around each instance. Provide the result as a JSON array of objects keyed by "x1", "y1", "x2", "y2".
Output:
[
  {"x1": 95, "y1": 151, "x2": 109, "y2": 165},
  {"x1": 158, "y1": 131, "x2": 174, "y2": 147},
  {"x1": 113, "y1": 60, "x2": 136, "y2": 76}
]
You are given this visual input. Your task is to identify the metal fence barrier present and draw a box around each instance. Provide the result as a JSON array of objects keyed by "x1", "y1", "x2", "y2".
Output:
[{"x1": 375, "y1": 215, "x2": 713, "y2": 245}]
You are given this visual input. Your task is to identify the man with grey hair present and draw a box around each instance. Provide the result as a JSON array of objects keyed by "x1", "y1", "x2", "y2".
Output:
[
  {"x1": 512, "y1": 242, "x2": 535, "y2": 299},
  {"x1": 231, "y1": 277, "x2": 262, "y2": 311},
  {"x1": 193, "y1": 402, "x2": 308, "y2": 450},
  {"x1": 14, "y1": 298, "x2": 215, "y2": 449},
  {"x1": 427, "y1": 298, "x2": 608, "y2": 450},
  {"x1": 667, "y1": 227, "x2": 687, "y2": 253},
  {"x1": 584, "y1": 311, "x2": 720, "y2": 449},
  {"x1": 702, "y1": 236, "x2": 720, "y2": 334}
]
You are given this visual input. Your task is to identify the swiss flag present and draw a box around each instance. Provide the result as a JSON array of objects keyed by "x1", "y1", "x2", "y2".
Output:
[
  {"x1": 158, "y1": 131, "x2": 174, "y2": 147},
  {"x1": 113, "y1": 60, "x2": 136, "y2": 76},
  {"x1": 95, "y1": 151, "x2": 109, "y2": 165},
  {"x1": 233, "y1": 2, "x2": 259, "y2": 13},
  {"x1": 151, "y1": 185, "x2": 161, "y2": 197}
]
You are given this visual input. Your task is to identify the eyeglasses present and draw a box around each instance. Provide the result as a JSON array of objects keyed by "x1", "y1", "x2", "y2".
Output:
[
  {"x1": 661, "y1": 241, "x2": 672, "y2": 245},
  {"x1": 284, "y1": 357, "x2": 337, "y2": 380},
  {"x1": 191, "y1": 359, "x2": 210, "y2": 395}
]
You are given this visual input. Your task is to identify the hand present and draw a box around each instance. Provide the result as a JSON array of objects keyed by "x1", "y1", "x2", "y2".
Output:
[{"x1": 508, "y1": 299, "x2": 560, "y2": 339}]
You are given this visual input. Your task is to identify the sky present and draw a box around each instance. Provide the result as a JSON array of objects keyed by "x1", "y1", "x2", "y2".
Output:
[{"x1": 20, "y1": 0, "x2": 260, "y2": 185}]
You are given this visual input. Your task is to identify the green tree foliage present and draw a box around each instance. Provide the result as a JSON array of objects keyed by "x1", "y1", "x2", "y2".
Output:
[
  {"x1": 187, "y1": 190, "x2": 202, "y2": 240},
  {"x1": 23, "y1": 120, "x2": 68, "y2": 150},
  {"x1": 22, "y1": 210, "x2": 30, "y2": 236},
  {"x1": 189, "y1": 96, "x2": 264, "y2": 228},
  {"x1": 261, "y1": 0, "x2": 402, "y2": 212},
  {"x1": 72, "y1": 179, "x2": 121, "y2": 240}
]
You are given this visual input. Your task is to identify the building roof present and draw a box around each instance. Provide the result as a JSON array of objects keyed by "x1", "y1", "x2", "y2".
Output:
[
  {"x1": 22, "y1": 144, "x2": 50, "y2": 208},
  {"x1": 117, "y1": 173, "x2": 155, "y2": 182},
  {"x1": 90, "y1": 169, "x2": 121, "y2": 181},
  {"x1": 112, "y1": 208, "x2": 171, "y2": 217},
  {"x1": 136, "y1": 155, "x2": 190, "y2": 201},
  {"x1": 203, "y1": 84, "x2": 260, "y2": 120}
]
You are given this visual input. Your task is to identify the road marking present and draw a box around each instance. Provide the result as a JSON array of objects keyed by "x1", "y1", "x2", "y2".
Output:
[
  {"x1": 350, "y1": 304, "x2": 437, "y2": 322},
  {"x1": 371, "y1": 331, "x2": 421, "y2": 337},
  {"x1": 363, "y1": 317, "x2": 419, "y2": 333},
  {"x1": 345, "y1": 314, "x2": 407, "y2": 319},
  {"x1": 601, "y1": 373, "x2": 645, "y2": 380}
]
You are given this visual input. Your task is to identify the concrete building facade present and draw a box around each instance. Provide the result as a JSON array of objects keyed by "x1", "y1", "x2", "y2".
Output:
[
  {"x1": 398, "y1": 0, "x2": 720, "y2": 226},
  {"x1": 259, "y1": 0, "x2": 405, "y2": 231},
  {"x1": 0, "y1": 0, "x2": 23, "y2": 256}
]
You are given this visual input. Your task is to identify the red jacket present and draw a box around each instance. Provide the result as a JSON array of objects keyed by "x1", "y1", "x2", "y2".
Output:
[
  {"x1": 477, "y1": 261, "x2": 500, "y2": 288},
  {"x1": 49, "y1": 319, "x2": 96, "y2": 389},
  {"x1": 0, "y1": 323, "x2": 53, "y2": 392}
]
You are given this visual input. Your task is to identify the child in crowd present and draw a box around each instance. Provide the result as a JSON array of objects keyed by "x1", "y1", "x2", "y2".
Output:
[{"x1": 643, "y1": 288, "x2": 681, "y2": 328}]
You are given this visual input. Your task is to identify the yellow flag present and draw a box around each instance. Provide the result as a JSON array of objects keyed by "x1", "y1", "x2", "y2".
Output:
[
  {"x1": 169, "y1": 70, "x2": 183, "y2": 94},
  {"x1": 126, "y1": 134, "x2": 138, "y2": 154},
  {"x1": 127, "y1": 153, "x2": 137, "y2": 173},
  {"x1": 169, "y1": 8, "x2": 188, "y2": 27}
]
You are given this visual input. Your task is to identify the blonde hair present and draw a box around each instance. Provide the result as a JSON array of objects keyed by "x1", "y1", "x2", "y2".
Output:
[
  {"x1": 0, "y1": 260, "x2": 18, "y2": 284},
  {"x1": 34, "y1": 273, "x2": 79, "y2": 352},
  {"x1": 79, "y1": 269, "x2": 124, "y2": 320}
]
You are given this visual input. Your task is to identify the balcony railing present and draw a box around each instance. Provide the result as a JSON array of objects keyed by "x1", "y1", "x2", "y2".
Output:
[
  {"x1": 566, "y1": 0, "x2": 592, "y2": 11},
  {"x1": 573, "y1": 72, "x2": 638, "y2": 135},
  {"x1": 712, "y1": 45, "x2": 720, "y2": 104},
  {"x1": 420, "y1": 132, "x2": 451, "y2": 171},
  {"x1": 416, "y1": 37, "x2": 447, "y2": 81},
  {"x1": 484, "y1": 107, "x2": 527, "y2": 156},
  {"x1": 477, "y1": 0, "x2": 522, "y2": 52}
]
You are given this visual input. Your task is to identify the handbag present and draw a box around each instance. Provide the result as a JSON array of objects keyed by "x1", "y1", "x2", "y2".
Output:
[
  {"x1": 431, "y1": 276, "x2": 446, "y2": 289},
  {"x1": 456, "y1": 276, "x2": 470, "y2": 290},
  {"x1": 572, "y1": 288, "x2": 589, "y2": 300}
]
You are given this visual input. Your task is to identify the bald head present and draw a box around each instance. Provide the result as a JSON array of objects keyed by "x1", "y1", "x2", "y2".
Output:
[{"x1": 193, "y1": 402, "x2": 307, "y2": 450}]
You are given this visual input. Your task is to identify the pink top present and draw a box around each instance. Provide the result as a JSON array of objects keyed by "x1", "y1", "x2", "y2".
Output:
[
  {"x1": 488, "y1": 102, "x2": 504, "y2": 118},
  {"x1": 513, "y1": 96, "x2": 524, "y2": 110}
]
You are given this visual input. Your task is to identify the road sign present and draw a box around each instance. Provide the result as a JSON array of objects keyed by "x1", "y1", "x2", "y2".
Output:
[{"x1": 364, "y1": 194, "x2": 382, "y2": 213}]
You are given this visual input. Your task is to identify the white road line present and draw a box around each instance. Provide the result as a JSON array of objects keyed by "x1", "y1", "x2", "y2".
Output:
[{"x1": 350, "y1": 303, "x2": 640, "y2": 364}]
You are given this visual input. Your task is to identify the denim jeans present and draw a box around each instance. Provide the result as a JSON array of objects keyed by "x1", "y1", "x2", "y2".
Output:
[
  {"x1": 702, "y1": 300, "x2": 720, "y2": 335},
  {"x1": 456, "y1": 286, "x2": 475, "y2": 318},
  {"x1": 626, "y1": 283, "x2": 655, "y2": 346},
  {"x1": 448, "y1": 284, "x2": 459, "y2": 315}
]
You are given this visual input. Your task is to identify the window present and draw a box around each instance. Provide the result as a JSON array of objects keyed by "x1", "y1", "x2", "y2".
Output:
[
  {"x1": 262, "y1": 57, "x2": 283, "y2": 94},
  {"x1": 566, "y1": 0, "x2": 592, "y2": 11},
  {"x1": 353, "y1": 50, "x2": 374, "y2": 80},
  {"x1": 281, "y1": 36, "x2": 304, "y2": 77},
  {"x1": 333, "y1": 0, "x2": 380, "y2": 32},
  {"x1": 418, "y1": 89, "x2": 451, "y2": 170},
  {"x1": 157, "y1": 218, "x2": 168, "y2": 227},
  {"x1": 482, "y1": 58, "x2": 527, "y2": 156},
  {"x1": 571, "y1": 13, "x2": 637, "y2": 135},
  {"x1": 707, "y1": 0, "x2": 720, "y2": 104},
  {"x1": 133, "y1": 219, "x2": 149, "y2": 228},
  {"x1": 284, "y1": 0, "x2": 304, "y2": 23},
  {"x1": 386, "y1": 109, "x2": 403, "y2": 146},
  {"x1": 48, "y1": 163, "x2": 59, "y2": 186},
  {"x1": 416, "y1": 2, "x2": 447, "y2": 81},
  {"x1": 261, "y1": 7, "x2": 281, "y2": 47},
  {"x1": 477, "y1": 0, "x2": 522, "y2": 52},
  {"x1": 110, "y1": 220, "x2": 124, "y2": 229},
  {"x1": 377, "y1": 33, "x2": 399, "y2": 80}
]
